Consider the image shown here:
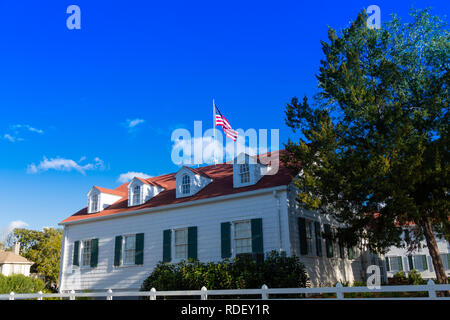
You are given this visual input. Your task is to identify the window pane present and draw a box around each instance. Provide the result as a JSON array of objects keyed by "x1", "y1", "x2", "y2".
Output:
[
  {"x1": 235, "y1": 221, "x2": 251, "y2": 239},
  {"x1": 239, "y1": 164, "x2": 250, "y2": 184},
  {"x1": 234, "y1": 221, "x2": 252, "y2": 254},
  {"x1": 124, "y1": 236, "x2": 136, "y2": 265},
  {"x1": 82, "y1": 240, "x2": 91, "y2": 266},
  {"x1": 182, "y1": 175, "x2": 190, "y2": 194},
  {"x1": 175, "y1": 229, "x2": 188, "y2": 259}
]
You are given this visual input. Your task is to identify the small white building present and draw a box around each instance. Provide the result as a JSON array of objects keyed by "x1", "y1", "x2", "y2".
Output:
[
  {"x1": 0, "y1": 243, "x2": 34, "y2": 277},
  {"x1": 58, "y1": 151, "x2": 372, "y2": 293}
]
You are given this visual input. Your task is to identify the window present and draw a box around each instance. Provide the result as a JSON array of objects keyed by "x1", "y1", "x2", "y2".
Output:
[
  {"x1": 239, "y1": 164, "x2": 250, "y2": 184},
  {"x1": 133, "y1": 185, "x2": 141, "y2": 205},
  {"x1": 123, "y1": 235, "x2": 136, "y2": 265},
  {"x1": 90, "y1": 194, "x2": 99, "y2": 212},
  {"x1": 332, "y1": 227, "x2": 340, "y2": 258},
  {"x1": 182, "y1": 175, "x2": 190, "y2": 195},
  {"x1": 81, "y1": 240, "x2": 92, "y2": 267},
  {"x1": 412, "y1": 255, "x2": 428, "y2": 271},
  {"x1": 387, "y1": 256, "x2": 403, "y2": 272},
  {"x1": 305, "y1": 220, "x2": 314, "y2": 255},
  {"x1": 175, "y1": 228, "x2": 188, "y2": 259},
  {"x1": 234, "y1": 221, "x2": 252, "y2": 254}
]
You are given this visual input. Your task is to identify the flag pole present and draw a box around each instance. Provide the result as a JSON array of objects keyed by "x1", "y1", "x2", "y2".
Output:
[{"x1": 213, "y1": 99, "x2": 216, "y2": 165}]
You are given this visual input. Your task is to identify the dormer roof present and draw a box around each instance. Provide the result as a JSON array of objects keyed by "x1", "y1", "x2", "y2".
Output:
[
  {"x1": 92, "y1": 186, "x2": 128, "y2": 197},
  {"x1": 60, "y1": 150, "x2": 291, "y2": 224}
]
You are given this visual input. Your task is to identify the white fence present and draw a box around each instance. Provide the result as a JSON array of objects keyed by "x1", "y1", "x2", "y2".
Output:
[{"x1": 1, "y1": 280, "x2": 449, "y2": 300}]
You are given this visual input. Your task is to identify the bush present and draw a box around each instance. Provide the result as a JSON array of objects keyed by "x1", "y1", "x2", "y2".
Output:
[
  {"x1": 390, "y1": 271, "x2": 408, "y2": 285},
  {"x1": 0, "y1": 274, "x2": 45, "y2": 294},
  {"x1": 407, "y1": 269, "x2": 426, "y2": 285},
  {"x1": 140, "y1": 251, "x2": 309, "y2": 294}
]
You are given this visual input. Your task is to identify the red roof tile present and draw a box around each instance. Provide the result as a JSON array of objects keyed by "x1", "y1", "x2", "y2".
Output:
[{"x1": 60, "y1": 151, "x2": 292, "y2": 224}]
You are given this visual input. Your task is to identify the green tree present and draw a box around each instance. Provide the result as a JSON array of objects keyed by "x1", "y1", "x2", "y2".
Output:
[
  {"x1": 12, "y1": 228, "x2": 62, "y2": 291},
  {"x1": 283, "y1": 9, "x2": 449, "y2": 284}
]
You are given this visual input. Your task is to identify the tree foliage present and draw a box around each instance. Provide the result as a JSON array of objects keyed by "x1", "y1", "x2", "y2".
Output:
[
  {"x1": 283, "y1": 8, "x2": 449, "y2": 283},
  {"x1": 12, "y1": 228, "x2": 62, "y2": 291}
]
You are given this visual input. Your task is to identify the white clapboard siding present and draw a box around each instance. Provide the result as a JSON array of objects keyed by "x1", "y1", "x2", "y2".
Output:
[{"x1": 60, "y1": 189, "x2": 291, "y2": 292}]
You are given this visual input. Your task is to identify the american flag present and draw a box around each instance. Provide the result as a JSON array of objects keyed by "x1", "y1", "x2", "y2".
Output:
[{"x1": 214, "y1": 103, "x2": 238, "y2": 141}]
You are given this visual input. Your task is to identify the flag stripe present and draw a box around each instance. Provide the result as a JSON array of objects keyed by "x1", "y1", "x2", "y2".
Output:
[{"x1": 214, "y1": 104, "x2": 238, "y2": 141}]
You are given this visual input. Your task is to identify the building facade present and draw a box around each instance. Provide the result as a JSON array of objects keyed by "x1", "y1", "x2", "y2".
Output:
[
  {"x1": 58, "y1": 152, "x2": 368, "y2": 292},
  {"x1": 384, "y1": 236, "x2": 450, "y2": 280},
  {"x1": 0, "y1": 243, "x2": 34, "y2": 277}
]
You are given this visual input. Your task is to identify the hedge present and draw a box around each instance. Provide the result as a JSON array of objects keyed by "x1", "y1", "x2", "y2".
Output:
[
  {"x1": 0, "y1": 274, "x2": 46, "y2": 294},
  {"x1": 140, "y1": 250, "x2": 309, "y2": 293}
]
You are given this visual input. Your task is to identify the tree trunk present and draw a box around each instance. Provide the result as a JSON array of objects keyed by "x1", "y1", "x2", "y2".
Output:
[{"x1": 420, "y1": 218, "x2": 448, "y2": 285}]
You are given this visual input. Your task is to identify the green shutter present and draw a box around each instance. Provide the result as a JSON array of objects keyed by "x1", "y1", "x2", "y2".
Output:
[
  {"x1": 385, "y1": 257, "x2": 390, "y2": 271},
  {"x1": 90, "y1": 239, "x2": 99, "y2": 268},
  {"x1": 188, "y1": 227, "x2": 198, "y2": 260},
  {"x1": 324, "y1": 224, "x2": 333, "y2": 258},
  {"x1": 163, "y1": 229, "x2": 172, "y2": 262},
  {"x1": 421, "y1": 255, "x2": 428, "y2": 270},
  {"x1": 314, "y1": 222, "x2": 322, "y2": 257},
  {"x1": 398, "y1": 256, "x2": 403, "y2": 271},
  {"x1": 114, "y1": 236, "x2": 122, "y2": 266},
  {"x1": 221, "y1": 222, "x2": 232, "y2": 258},
  {"x1": 339, "y1": 238, "x2": 345, "y2": 259},
  {"x1": 298, "y1": 218, "x2": 308, "y2": 255},
  {"x1": 135, "y1": 233, "x2": 144, "y2": 265},
  {"x1": 73, "y1": 241, "x2": 80, "y2": 266},
  {"x1": 251, "y1": 218, "x2": 264, "y2": 254},
  {"x1": 447, "y1": 254, "x2": 450, "y2": 269},
  {"x1": 347, "y1": 246, "x2": 354, "y2": 260},
  {"x1": 408, "y1": 256, "x2": 414, "y2": 270}
]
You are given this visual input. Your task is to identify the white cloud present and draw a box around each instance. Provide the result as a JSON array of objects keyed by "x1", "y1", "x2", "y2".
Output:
[
  {"x1": 0, "y1": 220, "x2": 29, "y2": 243},
  {"x1": 125, "y1": 118, "x2": 145, "y2": 129},
  {"x1": 117, "y1": 171, "x2": 152, "y2": 183},
  {"x1": 27, "y1": 157, "x2": 106, "y2": 175},
  {"x1": 2, "y1": 124, "x2": 43, "y2": 142},
  {"x1": 3, "y1": 134, "x2": 18, "y2": 142},
  {"x1": 12, "y1": 124, "x2": 44, "y2": 134}
]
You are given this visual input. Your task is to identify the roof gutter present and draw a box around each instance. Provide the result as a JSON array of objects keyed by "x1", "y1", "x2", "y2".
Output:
[{"x1": 59, "y1": 185, "x2": 288, "y2": 226}]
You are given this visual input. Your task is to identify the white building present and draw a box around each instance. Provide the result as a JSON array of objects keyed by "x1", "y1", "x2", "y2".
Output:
[
  {"x1": 58, "y1": 152, "x2": 370, "y2": 293},
  {"x1": 0, "y1": 243, "x2": 34, "y2": 277},
  {"x1": 384, "y1": 232, "x2": 450, "y2": 280}
]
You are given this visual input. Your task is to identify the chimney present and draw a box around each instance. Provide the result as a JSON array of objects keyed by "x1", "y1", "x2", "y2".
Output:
[{"x1": 13, "y1": 242, "x2": 20, "y2": 255}]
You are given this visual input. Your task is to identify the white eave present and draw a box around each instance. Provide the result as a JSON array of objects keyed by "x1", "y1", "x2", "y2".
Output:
[{"x1": 59, "y1": 185, "x2": 288, "y2": 226}]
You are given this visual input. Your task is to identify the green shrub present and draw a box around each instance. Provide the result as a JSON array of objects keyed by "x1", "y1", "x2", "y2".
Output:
[
  {"x1": 408, "y1": 269, "x2": 426, "y2": 285},
  {"x1": 390, "y1": 271, "x2": 408, "y2": 285},
  {"x1": 0, "y1": 274, "x2": 45, "y2": 294},
  {"x1": 140, "y1": 251, "x2": 309, "y2": 295}
]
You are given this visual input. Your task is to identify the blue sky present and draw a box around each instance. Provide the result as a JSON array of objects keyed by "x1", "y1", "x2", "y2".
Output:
[{"x1": 0, "y1": 0, "x2": 448, "y2": 234}]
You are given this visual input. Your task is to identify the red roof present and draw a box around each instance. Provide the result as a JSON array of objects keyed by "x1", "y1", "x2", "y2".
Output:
[
  {"x1": 60, "y1": 151, "x2": 292, "y2": 224},
  {"x1": 94, "y1": 186, "x2": 128, "y2": 197}
]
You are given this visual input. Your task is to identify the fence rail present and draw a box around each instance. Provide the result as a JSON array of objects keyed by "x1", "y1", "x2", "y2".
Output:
[{"x1": 1, "y1": 280, "x2": 449, "y2": 300}]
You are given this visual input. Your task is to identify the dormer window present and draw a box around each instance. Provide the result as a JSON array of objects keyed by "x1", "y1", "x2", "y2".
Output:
[
  {"x1": 182, "y1": 175, "x2": 190, "y2": 195},
  {"x1": 90, "y1": 194, "x2": 99, "y2": 213},
  {"x1": 132, "y1": 185, "x2": 141, "y2": 206},
  {"x1": 175, "y1": 166, "x2": 212, "y2": 198},
  {"x1": 239, "y1": 164, "x2": 250, "y2": 184}
]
